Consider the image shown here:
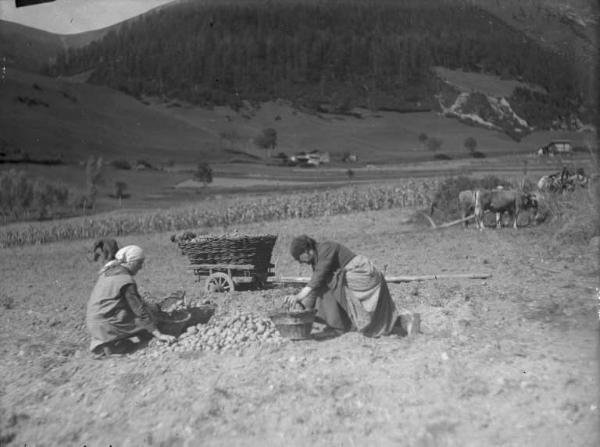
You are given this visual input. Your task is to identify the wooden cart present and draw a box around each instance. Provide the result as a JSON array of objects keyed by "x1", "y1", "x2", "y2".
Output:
[
  {"x1": 190, "y1": 262, "x2": 276, "y2": 292},
  {"x1": 174, "y1": 233, "x2": 278, "y2": 293}
]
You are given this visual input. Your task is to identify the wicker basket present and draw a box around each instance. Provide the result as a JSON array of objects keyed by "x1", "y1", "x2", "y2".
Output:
[
  {"x1": 179, "y1": 234, "x2": 277, "y2": 267},
  {"x1": 156, "y1": 309, "x2": 192, "y2": 336},
  {"x1": 269, "y1": 309, "x2": 317, "y2": 341}
]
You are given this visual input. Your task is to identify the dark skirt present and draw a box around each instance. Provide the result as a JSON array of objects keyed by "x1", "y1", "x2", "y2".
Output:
[{"x1": 305, "y1": 255, "x2": 399, "y2": 337}]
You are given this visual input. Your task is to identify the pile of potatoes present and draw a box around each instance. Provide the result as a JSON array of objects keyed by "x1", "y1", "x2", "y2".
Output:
[{"x1": 144, "y1": 312, "x2": 286, "y2": 357}]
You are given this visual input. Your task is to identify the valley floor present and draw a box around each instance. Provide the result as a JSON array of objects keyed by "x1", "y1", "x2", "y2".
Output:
[{"x1": 0, "y1": 208, "x2": 598, "y2": 446}]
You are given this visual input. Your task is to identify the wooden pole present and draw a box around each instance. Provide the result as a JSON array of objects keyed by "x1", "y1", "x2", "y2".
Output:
[
  {"x1": 434, "y1": 215, "x2": 475, "y2": 229},
  {"x1": 273, "y1": 272, "x2": 492, "y2": 285},
  {"x1": 423, "y1": 213, "x2": 476, "y2": 230}
]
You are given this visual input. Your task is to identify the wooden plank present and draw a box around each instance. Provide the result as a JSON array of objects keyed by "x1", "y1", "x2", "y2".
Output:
[
  {"x1": 385, "y1": 273, "x2": 491, "y2": 282},
  {"x1": 188, "y1": 263, "x2": 275, "y2": 270},
  {"x1": 271, "y1": 272, "x2": 492, "y2": 285}
]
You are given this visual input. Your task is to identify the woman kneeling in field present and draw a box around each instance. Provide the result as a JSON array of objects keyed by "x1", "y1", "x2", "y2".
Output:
[
  {"x1": 284, "y1": 235, "x2": 400, "y2": 337},
  {"x1": 86, "y1": 245, "x2": 175, "y2": 358}
]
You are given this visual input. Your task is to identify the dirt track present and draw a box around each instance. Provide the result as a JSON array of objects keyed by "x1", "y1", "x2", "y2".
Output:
[{"x1": 1, "y1": 208, "x2": 598, "y2": 446}]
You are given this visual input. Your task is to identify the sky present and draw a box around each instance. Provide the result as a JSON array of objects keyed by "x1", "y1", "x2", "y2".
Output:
[{"x1": 0, "y1": 0, "x2": 178, "y2": 34}]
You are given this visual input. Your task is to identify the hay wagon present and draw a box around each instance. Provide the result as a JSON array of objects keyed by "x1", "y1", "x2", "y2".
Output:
[{"x1": 174, "y1": 233, "x2": 277, "y2": 293}]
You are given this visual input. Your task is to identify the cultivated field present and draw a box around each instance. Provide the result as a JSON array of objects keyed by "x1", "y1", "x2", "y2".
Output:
[
  {"x1": 2, "y1": 3, "x2": 598, "y2": 445},
  {"x1": 1, "y1": 205, "x2": 598, "y2": 446}
]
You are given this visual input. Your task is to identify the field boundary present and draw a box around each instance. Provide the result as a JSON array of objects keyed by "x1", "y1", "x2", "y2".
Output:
[{"x1": 0, "y1": 181, "x2": 435, "y2": 248}]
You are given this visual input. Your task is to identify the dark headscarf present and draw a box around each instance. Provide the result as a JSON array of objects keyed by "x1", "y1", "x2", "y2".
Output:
[{"x1": 289, "y1": 235, "x2": 316, "y2": 261}]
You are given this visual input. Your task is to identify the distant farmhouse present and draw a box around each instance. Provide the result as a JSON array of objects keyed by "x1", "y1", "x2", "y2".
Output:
[
  {"x1": 537, "y1": 140, "x2": 572, "y2": 157},
  {"x1": 289, "y1": 150, "x2": 330, "y2": 167},
  {"x1": 342, "y1": 153, "x2": 358, "y2": 163}
]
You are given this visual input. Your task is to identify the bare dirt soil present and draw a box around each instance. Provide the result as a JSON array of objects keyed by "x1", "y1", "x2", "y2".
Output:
[{"x1": 1, "y1": 208, "x2": 598, "y2": 446}]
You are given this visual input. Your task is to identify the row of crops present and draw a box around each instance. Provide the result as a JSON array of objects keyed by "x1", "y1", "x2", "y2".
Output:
[{"x1": 0, "y1": 181, "x2": 437, "y2": 248}]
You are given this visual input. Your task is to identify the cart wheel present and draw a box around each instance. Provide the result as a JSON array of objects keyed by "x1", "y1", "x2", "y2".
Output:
[{"x1": 205, "y1": 272, "x2": 235, "y2": 293}]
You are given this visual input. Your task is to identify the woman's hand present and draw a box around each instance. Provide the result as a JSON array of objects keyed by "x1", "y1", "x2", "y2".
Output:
[
  {"x1": 284, "y1": 286, "x2": 314, "y2": 310},
  {"x1": 283, "y1": 294, "x2": 301, "y2": 308},
  {"x1": 152, "y1": 330, "x2": 176, "y2": 344}
]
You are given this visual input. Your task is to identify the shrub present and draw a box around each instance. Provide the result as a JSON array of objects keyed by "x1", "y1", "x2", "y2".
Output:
[
  {"x1": 110, "y1": 159, "x2": 132, "y2": 170},
  {"x1": 135, "y1": 159, "x2": 154, "y2": 170},
  {"x1": 194, "y1": 162, "x2": 213, "y2": 185},
  {"x1": 0, "y1": 169, "x2": 78, "y2": 222},
  {"x1": 464, "y1": 137, "x2": 477, "y2": 153},
  {"x1": 113, "y1": 181, "x2": 129, "y2": 200}
]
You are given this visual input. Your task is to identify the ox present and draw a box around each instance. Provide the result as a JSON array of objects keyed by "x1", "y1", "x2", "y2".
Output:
[
  {"x1": 458, "y1": 190, "x2": 475, "y2": 227},
  {"x1": 460, "y1": 188, "x2": 507, "y2": 228},
  {"x1": 473, "y1": 189, "x2": 538, "y2": 230}
]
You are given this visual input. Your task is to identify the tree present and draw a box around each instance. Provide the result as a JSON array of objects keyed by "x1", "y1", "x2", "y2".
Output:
[
  {"x1": 84, "y1": 155, "x2": 103, "y2": 210},
  {"x1": 464, "y1": 136, "x2": 477, "y2": 154},
  {"x1": 194, "y1": 162, "x2": 213, "y2": 186},
  {"x1": 254, "y1": 128, "x2": 278, "y2": 158},
  {"x1": 113, "y1": 181, "x2": 128, "y2": 206}
]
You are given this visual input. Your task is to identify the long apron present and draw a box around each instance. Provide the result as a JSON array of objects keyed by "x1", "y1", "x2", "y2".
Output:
[{"x1": 313, "y1": 255, "x2": 399, "y2": 337}]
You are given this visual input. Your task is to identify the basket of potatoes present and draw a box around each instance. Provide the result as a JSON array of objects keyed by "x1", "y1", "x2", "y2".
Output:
[{"x1": 268, "y1": 309, "x2": 317, "y2": 341}]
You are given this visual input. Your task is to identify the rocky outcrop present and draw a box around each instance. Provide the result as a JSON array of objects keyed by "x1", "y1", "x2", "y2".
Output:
[{"x1": 437, "y1": 90, "x2": 531, "y2": 141}]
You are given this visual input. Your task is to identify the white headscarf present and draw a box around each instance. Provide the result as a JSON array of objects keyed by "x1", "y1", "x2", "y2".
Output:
[{"x1": 100, "y1": 245, "x2": 145, "y2": 274}]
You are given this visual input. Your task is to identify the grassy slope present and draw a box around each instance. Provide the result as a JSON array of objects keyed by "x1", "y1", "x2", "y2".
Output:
[
  {"x1": 433, "y1": 67, "x2": 548, "y2": 97},
  {"x1": 0, "y1": 20, "x2": 114, "y2": 71},
  {"x1": 1, "y1": 69, "x2": 223, "y2": 164},
  {"x1": 3, "y1": 67, "x2": 565, "y2": 166},
  {"x1": 147, "y1": 95, "x2": 588, "y2": 164},
  {"x1": 0, "y1": 21, "x2": 64, "y2": 71}
]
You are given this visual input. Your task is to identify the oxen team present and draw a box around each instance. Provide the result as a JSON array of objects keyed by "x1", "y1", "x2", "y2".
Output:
[
  {"x1": 458, "y1": 187, "x2": 538, "y2": 230},
  {"x1": 456, "y1": 166, "x2": 590, "y2": 230}
]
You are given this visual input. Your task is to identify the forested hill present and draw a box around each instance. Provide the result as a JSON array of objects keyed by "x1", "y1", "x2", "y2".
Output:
[{"x1": 45, "y1": 0, "x2": 594, "y2": 129}]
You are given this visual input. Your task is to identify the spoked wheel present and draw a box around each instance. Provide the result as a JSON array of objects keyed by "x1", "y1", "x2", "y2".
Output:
[{"x1": 205, "y1": 272, "x2": 235, "y2": 293}]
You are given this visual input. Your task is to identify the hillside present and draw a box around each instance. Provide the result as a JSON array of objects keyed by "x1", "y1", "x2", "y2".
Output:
[
  {"x1": 0, "y1": 21, "x2": 65, "y2": 72},
  {"x1": 0, "y1": 69, "x2": 223, "y2": 164},
  {"x1": 476, "y1": 0, "x2": 598, "y2": 66},
  {"x1": 44, "y1": 0, "x2": 594, "y2": 134},
  {"x1": 0, "y1": 20, "x2": 118, "y2": 72},
  {"x1": 0, "y1": 1, "x2": 180, "y2": 71},
  {"x1": 1, "y1": 66, "x2": 589, "y2": 167}
]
